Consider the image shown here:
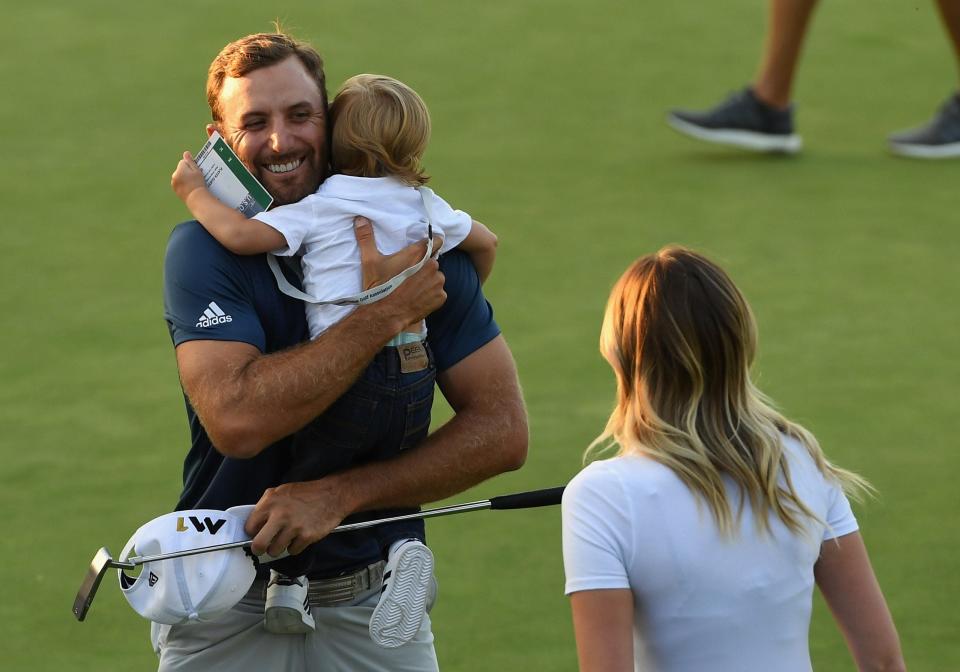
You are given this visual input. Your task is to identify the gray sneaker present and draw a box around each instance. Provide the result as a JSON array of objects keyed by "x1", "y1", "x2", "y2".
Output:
[
  {"x1": 667, "y1": 87, "x2": 802, "y2": 154},
  {"x1": 264, "y1": 571, "x2": 315, "y2": 634},
  {"x1": 888, "y1": 93, "x2": 960, "y2": 159}
]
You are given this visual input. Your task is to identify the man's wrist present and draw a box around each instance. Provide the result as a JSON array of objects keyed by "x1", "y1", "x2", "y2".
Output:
[
  {"x1": 318, "y1": 469, "x2": 366, "y2": 517},
  {"x1": 358, "y1": 294, "x2": 412, "y2": 338}
]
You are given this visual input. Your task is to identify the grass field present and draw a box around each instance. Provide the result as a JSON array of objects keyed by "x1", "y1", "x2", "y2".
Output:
[{"x1": 3, "y1": 1, "x2": 959, "y2": 669}]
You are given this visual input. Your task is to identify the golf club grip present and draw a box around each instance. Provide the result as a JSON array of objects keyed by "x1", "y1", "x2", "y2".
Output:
[{"x1": 488, "y1": 486, "x2": 565, "y2": 510}]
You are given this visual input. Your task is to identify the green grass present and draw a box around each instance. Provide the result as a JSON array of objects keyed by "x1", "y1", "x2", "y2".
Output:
[{"x1": 3, "y1": 0, "x2": 958, "y2": 669}]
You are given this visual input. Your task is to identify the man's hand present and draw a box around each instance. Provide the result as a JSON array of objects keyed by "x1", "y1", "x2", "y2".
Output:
[
  {"x1": 355, "y1": 215, "x2": 443, "y2": 289},
  {"x1": 354, "y1": 216, "x2": 447, "y2": 330},
  {"x1": 244, "y1": 479, "x2": 349, "y2": 556},
  {"x1": 174, "y1": 220, "x2": 449, "y2": 460},
  {"x1": 171, "y1": 151, "x2": 207, "y2": 204},
  {"x1": 244, "y1": 337, "x2": 528, "y2": 555}
]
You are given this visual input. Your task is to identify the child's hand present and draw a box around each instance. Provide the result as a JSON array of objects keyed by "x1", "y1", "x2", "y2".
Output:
[{"x1": 171, "y1": 151, "x2": 207, "y2": 203}]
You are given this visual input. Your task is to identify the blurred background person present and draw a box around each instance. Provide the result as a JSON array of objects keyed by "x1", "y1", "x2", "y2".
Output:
[
  {"x1": 667, "y1": 0, "x2": 960, "y2": 158},
  {"x1": 561, "y1": 246, "x2": 906, "y2": 671}
]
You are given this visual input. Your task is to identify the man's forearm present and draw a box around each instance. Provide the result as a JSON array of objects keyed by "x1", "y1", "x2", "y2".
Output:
[
  {"x1": 244, "y1": 336, "x2": 528, "y2": 554},
  {"x1": 181, "y1": 252, "x2": 446, "y2": 458},
  {"x1": 329, "y1": 337, "x2": 528, "y2": 514},
  {"x1": 234, "y1": 306, "x2": 400, "y2": 443},
  {"x1": 336, "y1": 397, "x2": 526, "y2": 513},
  {"x1": 184, "y1": 300, "x2": 405, "y2": 457}
]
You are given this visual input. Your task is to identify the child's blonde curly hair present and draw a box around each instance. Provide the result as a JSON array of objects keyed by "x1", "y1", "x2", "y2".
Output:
[{"x1": 330, "y1": 74, "x2": 431, "y2": 186}]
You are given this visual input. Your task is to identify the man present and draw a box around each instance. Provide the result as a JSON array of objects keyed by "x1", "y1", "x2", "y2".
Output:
[
  {"x1": 666, "y1": 0, "x2": 960, "y2": 158},
  {"x1": 159, "y1": 31, "x2": 528, "y2": 671}
]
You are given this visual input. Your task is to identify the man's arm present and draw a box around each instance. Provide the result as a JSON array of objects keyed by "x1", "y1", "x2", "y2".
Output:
[
  {"x1": 177, "y1": 221, "x2": 446, "y2": 458},
  {"x1": 246, "y1": 333, "x2": 528, "y2": 556},
  {"x1": 357, "y1": 334, "x2": 528, "y2": 505}
]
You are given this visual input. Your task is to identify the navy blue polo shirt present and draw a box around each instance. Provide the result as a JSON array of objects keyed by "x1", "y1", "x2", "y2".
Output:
[{"x1": 162, "y1": 221, "x2": 500, "y2": 575}]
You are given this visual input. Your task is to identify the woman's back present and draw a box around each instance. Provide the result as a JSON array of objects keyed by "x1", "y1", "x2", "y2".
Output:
[
  {"x1": 562, "y1": 435, "x2": 858, "y2": 672},
  {"x1": 564, "y1": 247, "x2": 903, "y2": 671}
]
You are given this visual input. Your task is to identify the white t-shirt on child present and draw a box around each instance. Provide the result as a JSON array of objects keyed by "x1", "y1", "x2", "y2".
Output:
[{"x1": 253, "y1": 175, "x2": 472, "y2": 340}]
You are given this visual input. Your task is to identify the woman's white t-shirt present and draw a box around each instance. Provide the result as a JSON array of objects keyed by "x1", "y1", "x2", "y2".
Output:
[{"x1": 561, "y1": 435, "x2": 858, "y2": 672}]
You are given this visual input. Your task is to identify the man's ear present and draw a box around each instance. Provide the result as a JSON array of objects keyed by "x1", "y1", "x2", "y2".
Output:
[{"x1": 206, "y1": 123, "x2": 217, "y2": 138}]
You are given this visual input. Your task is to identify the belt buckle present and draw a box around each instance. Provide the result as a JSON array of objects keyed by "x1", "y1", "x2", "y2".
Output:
[
  {"x1": 309, "y1": 561, "x2": 384, "y2": 607},
  {"x1": 368, "y1": 561, "x2": 384, "y2": 589}
]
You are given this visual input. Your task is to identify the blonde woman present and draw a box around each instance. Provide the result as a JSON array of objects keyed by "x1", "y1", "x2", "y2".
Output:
[{"x1": 561, "y1": 247, "x2": 905, "y2": 672}]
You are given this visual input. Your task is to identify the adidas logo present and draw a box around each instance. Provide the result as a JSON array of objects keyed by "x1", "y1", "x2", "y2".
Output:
[{"x1": 196, "y1": 301, "x2": 233, "y2": 328}]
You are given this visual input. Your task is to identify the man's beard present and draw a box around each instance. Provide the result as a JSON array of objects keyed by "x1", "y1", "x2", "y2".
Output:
[
  {"x1": 268, "y1": 178, "x2": 316, "y2": 206},
  {"x1": 259, "y1": 152, "x2": 328, "y2": 206}
]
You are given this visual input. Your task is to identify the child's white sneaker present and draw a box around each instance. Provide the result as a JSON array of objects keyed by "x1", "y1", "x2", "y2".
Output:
[
  {"x1": 369, "y1": 539, "x2": 434, "y2": 648},
  {"x1": 264, "y1": 571, "x2": 315, "y2": 634}
]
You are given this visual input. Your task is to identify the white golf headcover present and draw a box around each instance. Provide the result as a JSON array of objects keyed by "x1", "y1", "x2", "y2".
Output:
[{"x1": 117, "y1": 509, "x2": 256, "y2": 625}]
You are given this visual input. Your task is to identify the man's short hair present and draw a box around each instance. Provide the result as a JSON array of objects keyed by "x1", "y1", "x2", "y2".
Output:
[
  {"x1": 330, "y1": 74, "x2": 431, "y2": 187},
  {"x1": 206, "y1": 31, "x2": 328, "y2": 122}
]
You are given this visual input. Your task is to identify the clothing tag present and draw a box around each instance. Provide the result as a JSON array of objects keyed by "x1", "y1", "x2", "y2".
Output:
[{"x1": 398, "y1": 342, "x2": 429, "y2": 373}]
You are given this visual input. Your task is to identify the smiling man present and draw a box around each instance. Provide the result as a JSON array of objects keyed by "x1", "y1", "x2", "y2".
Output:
[
  {"x1": 159, "y1": 31, "x2": 528, "y2": 671},
  {"x1": 207, "y1": 51, "x2": 329, "y2": 205}
]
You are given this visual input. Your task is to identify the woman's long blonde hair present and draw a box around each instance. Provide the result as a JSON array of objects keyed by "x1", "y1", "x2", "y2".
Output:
[{"x1": 591, "y1": 246, "x2": 871, "y2": 536}]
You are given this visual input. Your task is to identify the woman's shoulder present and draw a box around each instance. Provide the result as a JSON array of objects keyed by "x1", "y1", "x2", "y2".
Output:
[
  {"x1": 779, "y1": 432, "x2": 823, "y2": 478},
  {"x1": 566, "y1": 454, "x2": 675, "y2": 502},
  {"x1": 777, "y1": 431, "x2": 847, "y2": 504},
  {"x1": 572, "y1": 454, "x2": 642, "y2": 482}
]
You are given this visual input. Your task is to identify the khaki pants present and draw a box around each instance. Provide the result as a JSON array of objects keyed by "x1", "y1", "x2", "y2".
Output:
[{"x1": 151, "y1": 585, "x2": 439, "y2": 671}]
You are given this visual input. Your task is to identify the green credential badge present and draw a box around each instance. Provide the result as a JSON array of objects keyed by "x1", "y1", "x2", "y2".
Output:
[{"x1": 194, "y1": 131, "x2": 274, "y2": 217}]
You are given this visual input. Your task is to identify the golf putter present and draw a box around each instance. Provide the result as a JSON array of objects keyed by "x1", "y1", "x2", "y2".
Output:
[
  {"x1": 72, "y1": 547, "x2": 136, "y2": 621},
  {"x1": 73, "y1": 485, "x2": 565, "y2": 621}
]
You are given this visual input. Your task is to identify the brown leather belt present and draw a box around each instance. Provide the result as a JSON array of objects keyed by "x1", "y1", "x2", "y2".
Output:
[{"x1": 246, "y1": 560, "x2": 385, "y2": 608}]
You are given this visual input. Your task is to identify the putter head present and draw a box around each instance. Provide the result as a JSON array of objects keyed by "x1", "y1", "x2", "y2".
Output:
[{"x1": 73, "y1": 547, "x2": 133, "y2": 622}]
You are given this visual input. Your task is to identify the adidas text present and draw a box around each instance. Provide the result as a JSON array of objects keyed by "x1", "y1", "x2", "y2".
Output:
[
  {"x1": 196, "y1": 301, "x2": 233, "y2": 328},
  {"x1": 196, "y1": 315, "x2": 233, "y2": 328}
]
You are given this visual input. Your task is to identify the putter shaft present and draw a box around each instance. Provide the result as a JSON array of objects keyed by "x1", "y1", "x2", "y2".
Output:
[
  {"x1": 75, "y1": 486, "x2": 564, "y2": 621},
  {"x1": 126, "y1": 500, "x2": 494, "y2": 565}
]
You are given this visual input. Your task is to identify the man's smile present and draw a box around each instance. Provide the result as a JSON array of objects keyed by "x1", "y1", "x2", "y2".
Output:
[{"x1": 264, "y1": 157, "x2": 305, "y2": 174}]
